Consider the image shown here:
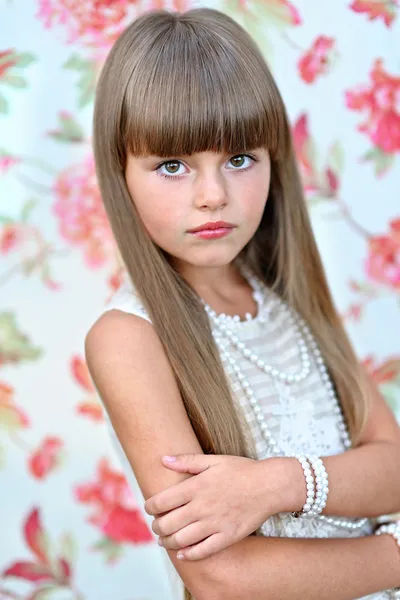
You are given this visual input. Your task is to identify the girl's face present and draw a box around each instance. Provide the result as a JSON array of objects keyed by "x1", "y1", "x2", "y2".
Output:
[{"x1": 125, "y1": 148, "x2": 271, "y2": 273}]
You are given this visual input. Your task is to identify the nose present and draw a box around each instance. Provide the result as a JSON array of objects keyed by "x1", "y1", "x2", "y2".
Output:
[{"x1": 193, "y1": 169, "x2": 228, "y2": 211}]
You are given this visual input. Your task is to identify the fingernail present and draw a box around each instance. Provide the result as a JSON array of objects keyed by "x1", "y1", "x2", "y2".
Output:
[
  {"x1": 163, "y1": 456, "x2": 176, "y2": 462},
  {"x1": 177, "y1": 552, "x2": 184, "y2": 560}
]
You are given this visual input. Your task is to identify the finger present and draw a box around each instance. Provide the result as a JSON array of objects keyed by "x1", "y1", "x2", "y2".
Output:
[
  {"x1": 152, "y1": 505, "x2": 194, "y2": 537},
  {"x1": 159, "y1": 521, "x2": 209, "y2": 551},
  {"x1": 144, "y1": 480, "x2": 194, "y2": 515},
  {"x1": 162, "y1": 453, "x2": 214, "y2": 475},
  {"x1": 177, "y1": 533, "x2": 228, "y2": 561}
]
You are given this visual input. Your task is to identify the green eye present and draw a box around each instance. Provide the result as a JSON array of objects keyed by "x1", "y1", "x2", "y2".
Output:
[
  {"x1": 230, "y1": 155, "x2": 246, "y2": 168},
  {"x1": 164, "y1": 161, "x2": 180, "y2": 174}
]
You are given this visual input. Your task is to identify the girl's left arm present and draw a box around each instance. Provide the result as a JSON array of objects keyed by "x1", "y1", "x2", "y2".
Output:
[
  {"x1": 148, "y1": 377, "x2": 400, "y2": 561},
  {"x1": 311, "y1": 377, "x2": 400, "y2": 518}
]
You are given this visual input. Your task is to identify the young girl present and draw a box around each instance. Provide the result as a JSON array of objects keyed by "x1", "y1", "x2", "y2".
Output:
[{"x1": 85, "y1": 7, "x2": 400, "y2": 600}]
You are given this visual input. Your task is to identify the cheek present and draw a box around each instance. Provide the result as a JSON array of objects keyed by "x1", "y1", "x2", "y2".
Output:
[
  {"x1": 239, "y1": 176, "x2": 270, "y2": 222},
  {"x1": 130, "y1": 186, "x2": 182, "y2": 243}
]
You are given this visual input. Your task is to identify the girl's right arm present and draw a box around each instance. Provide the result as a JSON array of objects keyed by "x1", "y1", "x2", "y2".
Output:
[{"x1": 85, "y1": 309, "x2": 400, "y2": 600}]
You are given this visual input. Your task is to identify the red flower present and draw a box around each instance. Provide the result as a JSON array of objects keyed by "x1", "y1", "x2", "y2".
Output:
[
  {"x1": 100, "y1": 504, "x2": 153, "y2": 544},
  {"x1": 298, "y1": 36, "x2": 336, "y2": 84},
  {"x1": 0, "y1": 381, "x2": 30, "y2": 428},
  {"x1": 0, "y1": 153, "x2": 21, "y2": 172},
  {"x1": 292, "y1": 113, "x2": 320, "y2": 193},
  {"x1": 108, "y1": 267, "x2": 124, "y2": 293},
  {"x1": 0, "y1": 49, "x2": 17, "y2": 78},
  {"x1": 28, "y1": 437, "x2": 64, "y2": 480},
  {"x1": 76, "y1": 401, "x2": 104, "y2": 421},
  {"x1": 350, "y1": 0, "x2": 399, "y2": 28},
  {"x1": 36, "y1": 0, "x2": 137, "y2": 49},
  {"x1": 0, "y1": 223, "x2": 24, "y2": 254},
  {"x1": 75, "y1": 458, "x2": 153, "y2": 545},
  {"x1": 363, "y1": 355, "x2": 400, "y2": 384},
  {"x1": 281, "y1": 0, "x2": 302, "y2": 25},
  {"x1": 24, "y1": 509, "x2": 50, "y2": 565},
  {"x1": 365, "y1": 218, "x2": 400, "y2": 289},
  {"x1": 345, "y1": 59, "x2": 400, "y2": 153},
  {"x1": 71, "y1": 355, "x2": 94, "y2": 392}
]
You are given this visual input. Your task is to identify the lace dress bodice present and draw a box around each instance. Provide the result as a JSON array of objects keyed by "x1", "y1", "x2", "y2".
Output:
[{"x1": 99, "y1": 276, "x2": 391, "y2": 600}]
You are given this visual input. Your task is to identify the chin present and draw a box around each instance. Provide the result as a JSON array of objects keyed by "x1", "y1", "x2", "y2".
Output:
[{"x1": 189, "y1": 250, "x2": 241, "y2": 268}]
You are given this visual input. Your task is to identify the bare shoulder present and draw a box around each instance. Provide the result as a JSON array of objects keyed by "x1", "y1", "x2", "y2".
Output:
[
  {"x1": 84, "y1": 308, "x2": 224, "y2": 600},
  {"x1": 84, "y1": 307, "x2": 199, "y2": 495},
  {"x1": 85, "y1": 308, "x2": 155, "y2": 375}
]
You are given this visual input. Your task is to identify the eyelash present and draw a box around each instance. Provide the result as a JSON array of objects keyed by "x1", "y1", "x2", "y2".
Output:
[{"x1": 155, "y1": 153, "x2": 259, "y2": 180}]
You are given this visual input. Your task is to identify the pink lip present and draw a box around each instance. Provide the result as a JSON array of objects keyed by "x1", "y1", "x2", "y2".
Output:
[
  {"x1": 190, "y1": 227, "x2": 234, "y2": 239},
  {"x1": 188, "y1": 221, "x2": 236, "y2": 233}
]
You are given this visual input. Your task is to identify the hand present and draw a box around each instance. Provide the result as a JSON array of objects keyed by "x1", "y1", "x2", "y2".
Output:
[{"x1": 144, "y1": 453, "x2": 295, "y2": 561}]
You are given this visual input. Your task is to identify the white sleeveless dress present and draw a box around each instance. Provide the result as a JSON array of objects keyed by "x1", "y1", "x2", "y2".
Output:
[{"x1": 99, "y1": 276, "x2": 392, "y2": 600}]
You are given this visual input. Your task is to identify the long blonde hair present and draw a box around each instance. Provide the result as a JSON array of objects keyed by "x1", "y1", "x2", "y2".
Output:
[{"x1": 93, "y1": 8, "x2": 371, "y2": 599}]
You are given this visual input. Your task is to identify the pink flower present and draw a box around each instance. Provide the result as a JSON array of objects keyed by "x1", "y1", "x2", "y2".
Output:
[
  {"x1": 0, "y1": 381, "x2": 30, "y2": 428},
  {"x1": 100, "y1": 505, "x2": 153, "y2": 544},
  {"x1": 0, "y1": 154, "x2": 21, "y2": 173},
  {"x1": 365, "y1": 218, "x2": 400, "y2": 289},
  {"x1": 0, "y1": 49, "x2": 17, "y2": 79},
  {"x1": 52, "y1": 155, "x2": 115, "y2": 267},
  {"x1": 350, "y1": 0, "x2": 399, "y2": 28},
  {"x1": 36, "y1": 0, "x2": 138, "y2": 49},
  {"x1": 28, "y1": 437, "x2": 64, "y2": 479},
  {"x1": 363, "y1": 355, "x2": 400, "y2": 384},
  {"x1": 298, "y1": 36, "x2": 336, "y2": 84},
  {"x1": 281, "y1": 0, "x2": 302, "y2": 25},
  {"x1": 76, "y1": 401, "x2": 104, "y2": 421},
  {"x1": 0, "y1": 223, "x2": 24, "y2": 254},
  {"x1": 292, "y1": 114, "x2": 319, "y2": 193},
  {"x1": 70, "y1": 355, "x2": 94, "y2": 392},
  {"x1": 75, "y1": 458, "x2": 153, "y2": 545},
  {"x1": 345, "y1": 59, "x2": 400, "y2": 153}
]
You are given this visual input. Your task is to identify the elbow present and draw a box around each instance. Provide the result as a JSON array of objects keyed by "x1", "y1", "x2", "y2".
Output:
[
  {"x1": 181, "y1": 560, "x2": 237, "y2": 600},
  {"x1": 193, "y1": 568, "x2": 242, "y2": 600},
  {"x1": 187, "y1": 573, "x2": 228, "y2": 600}
]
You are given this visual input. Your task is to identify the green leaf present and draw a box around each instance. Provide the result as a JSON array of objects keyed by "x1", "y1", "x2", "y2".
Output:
[
  {"x1": 3, "y1": 74, "x2": 27, "y2": 88},
  {"x1": 58, "y1": 533, "x2": 77, "y2": 566},
  {"x1": 250, "y1": 0, "x2": 301, "y2": 30},
  {"x1": 0, "y1": 215, "x2": 15, "y2": 224},
  {"x1": 0, "y1": 92, "x2": 9, "y2": 113},
  {"x1": 0, "y1": 404, "x2": 27, "y2": 431},
  {"x1": 92, "y1": 536, "x2": 123, "y2": 562},
  {"x1": 20, "y1": 198, "x2": 38, "y2": 222},
  {"x1": 14, "y1": 52, "x2": 36, "y2": 68},
  {"x1": 77, "y1": 69, "x2": 96, "y2": 108},
  {"x1": 63, "y1": 53, "x2": 88, "y2": 71},
  {"x1": 64, "y1": 54, "x2": 96, "y2": 108},
  {"x1": 0, "y1": 312, "x2": 43, "y2": 365},
  {"x1": 48, "y1": 112, "x2": 84, "y2": 143},
  {"x1": 362, "y1": 146, "x2": 395, "y2": 177},
  {"x1": 29, "y1": 585, "x2": 64, "y2": 600},
  {"x1": 327, "y1": 141, "x2": 345, "y2": 175}
]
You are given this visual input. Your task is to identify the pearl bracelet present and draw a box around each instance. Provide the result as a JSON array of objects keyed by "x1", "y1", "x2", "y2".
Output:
[
  {"x1": 375, "y1": 521, "x2": 400, "y2": 548},
  {"x1": 307, "y1": 455, "x2": 329, "y2": 516},
  {"x1": 375, "y1": 521, "x2": 400, "y2": 599},
  {"x1": 290, "y1": 454, "x2": 315, "y2": 518}
]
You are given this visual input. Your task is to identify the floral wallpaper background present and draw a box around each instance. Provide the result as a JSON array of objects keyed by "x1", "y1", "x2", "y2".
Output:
[{"x1": 1, "y1": 1, "x2": 399, "y2": 599}]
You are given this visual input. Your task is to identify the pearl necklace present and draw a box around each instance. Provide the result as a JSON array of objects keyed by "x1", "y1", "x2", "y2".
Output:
[{"x1": 202, "y1": 266, "x2": 368, "y2": 532}]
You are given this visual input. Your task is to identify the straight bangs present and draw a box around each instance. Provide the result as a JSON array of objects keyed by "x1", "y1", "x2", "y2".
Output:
[{"x1": 120, "y1": 13, "x2": 288, "y2": 162}]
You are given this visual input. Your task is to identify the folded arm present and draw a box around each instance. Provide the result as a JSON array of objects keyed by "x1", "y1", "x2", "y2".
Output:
[
  {"x1": 200, "y1": 530, "x2": 400, "y2": 600},
  {"x1": 85, "y1": 310, "x2": 400, "y2": 600},
  {"x1": 277, "y1": 378, "x2": 400, "y2": 519}
]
